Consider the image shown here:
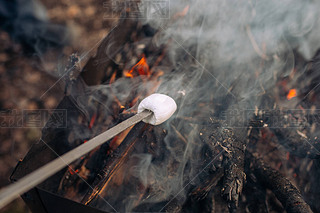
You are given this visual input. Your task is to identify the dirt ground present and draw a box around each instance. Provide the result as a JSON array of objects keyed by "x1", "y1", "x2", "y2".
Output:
[{"x1": 0, "y1": 1, "x2": 113, "y2": 212}]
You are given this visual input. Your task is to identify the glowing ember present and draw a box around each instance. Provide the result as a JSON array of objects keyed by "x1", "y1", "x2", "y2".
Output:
[
  {"x1": 68, "y1": 167, "x2": 79, "y2": 175},
  {"x1": 287, "y1": 89, "x2": 297, "y2": 100},
  {"x1": 109, "y1": 71, "x2": 117, "y2": 84},
  {"x1": 125, "y1": 56, "x2": 150, "y2": 78},
  {"x1": 89, "y1": 113, "x2": 97, "y2": 129},
  {"x1": 173, "y1": 5, "x2": 190, "y2": 19}
]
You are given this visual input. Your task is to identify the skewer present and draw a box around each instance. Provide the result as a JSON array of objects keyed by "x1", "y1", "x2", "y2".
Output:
[{"x1": 0, "y1": 93, "x2": 177, "y2": 209}]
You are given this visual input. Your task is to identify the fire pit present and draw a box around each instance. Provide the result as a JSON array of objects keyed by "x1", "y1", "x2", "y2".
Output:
[{"x1": 6, "y1": 0, "x2": 320, "y2": 212}]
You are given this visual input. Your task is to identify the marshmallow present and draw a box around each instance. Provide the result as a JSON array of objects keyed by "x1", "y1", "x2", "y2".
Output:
[{"x1": 138, "y1": 93, "x2": 177, "y2": 125}]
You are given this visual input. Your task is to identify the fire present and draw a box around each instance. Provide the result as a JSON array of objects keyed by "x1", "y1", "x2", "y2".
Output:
[
  {"x1": 109, "y1": 71, "x2": 117, "y2": 84},
  {"x1": 287, "y1": 89, "x2": 297, "y2": 100},
  {"x1": 89, "y1": 113, "x2": 97, "y2": 129},
  {"x1": 173, "y1": 5, "x2": 190, "y2": 19},
  {"x1": 68, "y1": 167, "x2": 79, "y2": 175},
  {"x1": 125, "y1": 56, "x2": 150, "y2": 78}
]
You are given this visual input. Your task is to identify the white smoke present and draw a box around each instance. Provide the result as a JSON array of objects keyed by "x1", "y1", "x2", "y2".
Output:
[{"x1": 85, "y1": 0, "x2": 320, "y2": 211}]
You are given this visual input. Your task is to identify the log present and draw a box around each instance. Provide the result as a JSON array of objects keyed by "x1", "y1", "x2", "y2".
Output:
[{"x1": 246, "y1": 151, "x2": 313, "y2": 213}]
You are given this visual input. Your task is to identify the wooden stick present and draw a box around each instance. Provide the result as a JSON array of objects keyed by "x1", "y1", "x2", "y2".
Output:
[{"x1": 0, "y1": 110, "x2": 152, "y2": 209}]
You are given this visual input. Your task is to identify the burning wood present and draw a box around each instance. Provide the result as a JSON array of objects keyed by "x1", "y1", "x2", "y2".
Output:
[
  {"x1": 1, "y1": 94, "x2": 176, "y2": 209},
  {"x1": 5, "y1": 1, "x2": 320, "y2": 213},
  {"x1": 287, "y1": 89, "x2": 297, "y2": 100},
  {"x1": 124, "y1": 55, "x2": 150, "y2": 78}
]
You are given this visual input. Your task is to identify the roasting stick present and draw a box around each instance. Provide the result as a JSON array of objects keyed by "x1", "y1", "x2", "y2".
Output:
[
  {"x1": 0, "y1": 93, "x2": 177, "y2": 209},
  {"x1": 0, "y1": 110, "x2": 152, "y2": 209}
]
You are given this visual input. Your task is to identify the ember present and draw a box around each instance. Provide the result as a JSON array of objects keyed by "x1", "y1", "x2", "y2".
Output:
[
  {"x1": 287, "y1": 89, "x2": 297, "y2": 100},
  {"x1": 125, "y1": 56, "x2": 150, "y2": 78}
]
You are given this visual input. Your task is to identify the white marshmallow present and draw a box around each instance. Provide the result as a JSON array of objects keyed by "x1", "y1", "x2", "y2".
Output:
[{"x1": 138, "y1": 93, "x2": 177, "y2": 125}]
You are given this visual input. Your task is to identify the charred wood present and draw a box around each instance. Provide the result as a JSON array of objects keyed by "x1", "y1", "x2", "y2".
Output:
[
  {"x1": 81, "y1": 19, "x2": 139, "y2": 86},
  {"x1": 221, "y1": 128, "x2": 246, "y2": 213},
  {"x1": 81, "y1": 121, "x2": 150, "y2": 205},
  {"x1": 200, "y1": 117, "x2": 247, "y2": 213},
  {"x1": 245, "y1": 151, "x2": 313, "y2": 213},
  {"x1": 272, "y1": 127, "x2": 320, "y2": 159},
  {"x1": 248, "y1": 108, "x2": 320, "y2": 159}
]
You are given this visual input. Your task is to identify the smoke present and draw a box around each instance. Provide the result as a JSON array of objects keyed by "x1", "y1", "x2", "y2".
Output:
[
  {"x1": 116, "y1": 0, "x2": 320, "y2": 211},
  {"x1": 146, "y1": 0, "x2": 319, "y2": 59},
  {"x1": 66, "y1": 0, "x2": 320, "y2": 211}
]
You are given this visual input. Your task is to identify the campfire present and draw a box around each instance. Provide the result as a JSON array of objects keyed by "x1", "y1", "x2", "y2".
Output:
[{"x1": 4, "y1": 0, "x2": 320, "y2": 213}]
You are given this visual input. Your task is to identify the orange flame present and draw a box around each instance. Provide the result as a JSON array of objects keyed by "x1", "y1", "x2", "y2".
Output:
[
  {"x1": 68, "y1": 167, "x2": 79, "y2": 175},
  {"x1": 109, "y1": 71, "x2": 117, "y2": 84},
  {"x1": 125, "y1": 56, "x2": 150, "y2": 78},
  {"x1": 89, "y1": 113, "x2": 97, "y2": 129},
  {"x1": 287, "y1": 89, "x2": 297, "y2": 100},
  {"x1": 173, "y1": 5, "x2": 190, "y2": 19}
]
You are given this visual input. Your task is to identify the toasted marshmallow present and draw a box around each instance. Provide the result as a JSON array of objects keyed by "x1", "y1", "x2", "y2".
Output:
[{"x1": 138, "y1": 93, "x2": 177, "y2": 125}]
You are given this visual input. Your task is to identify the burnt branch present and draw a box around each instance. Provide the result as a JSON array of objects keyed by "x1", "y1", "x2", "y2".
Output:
[
  {"x1": 245, "y1": 151, "x2": 313, "y2": 213},
  {"x1": 200, "y1": 118, "x2": 247, "y2": 213},
  {"x1": 221, "y1": 128, "x2": 246, "y2": 213}
]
